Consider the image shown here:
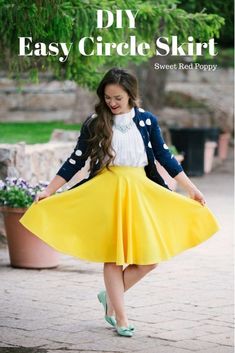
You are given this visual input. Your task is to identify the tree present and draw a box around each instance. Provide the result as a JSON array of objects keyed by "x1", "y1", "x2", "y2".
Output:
[
  {"x1": 0, "y1": 0, "x2": 224, "y2": 91},
  {"x1": 178, "y1": 0, "x2": 233, "y2": 47}
]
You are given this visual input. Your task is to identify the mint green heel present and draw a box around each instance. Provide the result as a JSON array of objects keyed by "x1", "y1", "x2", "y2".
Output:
[
  {"x1": 128, "y1": 324, "x2": 135, "y2": 332},
  {"x1": 97, "y1": 290, "x2": 117, "y2": 327},
  {"x1": 97, "y1": 290, "x2": 135, "y2": 333},
  {"x1": 116, "y1": 325, "x2": 133, "y2": 337}
]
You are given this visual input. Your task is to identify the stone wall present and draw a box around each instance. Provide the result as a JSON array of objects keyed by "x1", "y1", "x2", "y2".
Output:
[
  {"x1": 0, "y1": 139, "x2": 90, "y2": 237},
  {"x1": 0, "y1": 69, "x2": 233, "y2": 128},
  {"x1": 151, "y1": 68, "x2": 233, "y2": 133},
  {"x1": 0, "y1": 140, "x2": 90, "y2": 186},
  {"x1": 167, "y1": 67, "x2": 234, "y2": 84},
  {"x1": 0, "y1": 73, "x2": 96, "y2": 123}
]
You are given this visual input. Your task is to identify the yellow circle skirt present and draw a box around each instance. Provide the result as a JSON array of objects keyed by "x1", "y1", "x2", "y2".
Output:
[{"x1": 19, "y1": 166, "x2": 220, "y2": 265}]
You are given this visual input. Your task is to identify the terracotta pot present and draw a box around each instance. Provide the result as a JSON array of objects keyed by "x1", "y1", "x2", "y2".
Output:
[
  {"x1": 0, "y1": 206, "x2": 59, "y2": 269},
  {"x1": 156, "y1": 154, "x2": 184, "y2": 191},
  {"x1": 218, "y1": 132, "x2": 231, "y2": 160},
  {"x1": 204, "y1": 141, "x2": 217, "y2": 174}
]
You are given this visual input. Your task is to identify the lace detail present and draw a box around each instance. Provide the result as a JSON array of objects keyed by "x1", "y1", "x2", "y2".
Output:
[{"x1": 113, "y1": 108, "x2": 135, "y2": 133}]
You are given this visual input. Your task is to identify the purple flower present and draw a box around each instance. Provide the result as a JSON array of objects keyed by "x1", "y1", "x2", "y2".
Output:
[
  {"x1": 0, "y1": 177, "x2": 56, "y2": 208},
  {"x1": 5, "y1": 177, "x2": 18, "y2": 186},
  {"x1": 0, "y1": 180, "x2": 5, "y2": 190},
  {"x1": 38, "y1": 180, "x2": 50, "y2": 187}
]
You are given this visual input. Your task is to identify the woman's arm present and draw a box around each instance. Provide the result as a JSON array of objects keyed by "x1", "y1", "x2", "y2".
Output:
[
  {"x1": 148, "y1": 113, "x2": 206, "y2": 206},
  {"x1": 45, "y1": 175, "x2": 67, "y2": 195},
  {"x1": 174, "y1": 171, "x2": 206, "y2": 206},
  {"x1": 35, "y1": 175, "x2": 67, "y2": 202},
  {"x1": 35, "y1": 116, "x2": 93, "y2": 203},
  {"x1": 56, "y1": 121, "x2": 90, "y2": 182}
]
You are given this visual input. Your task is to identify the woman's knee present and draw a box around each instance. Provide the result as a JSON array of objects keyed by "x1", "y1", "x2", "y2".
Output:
[
  {"x1": 104, "y1": 262, "x2": 123, "y2": 269},
  {"x1": 137, "y1": 263, "x2": 158, "y2": 273}
]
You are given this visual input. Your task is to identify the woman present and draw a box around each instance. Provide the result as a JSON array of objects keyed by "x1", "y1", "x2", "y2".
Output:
[{"x1": 20, "y1": 67, "x2": 220, "y2": 337}]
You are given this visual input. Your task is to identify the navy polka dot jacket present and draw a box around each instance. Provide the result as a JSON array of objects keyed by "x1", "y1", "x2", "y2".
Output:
[{"x1": 56, "y1": 107, "x2": 184, "y2": 191}]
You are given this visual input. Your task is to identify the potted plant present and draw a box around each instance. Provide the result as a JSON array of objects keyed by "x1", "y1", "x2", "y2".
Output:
[
  {"x1": 156, "y1": 145, "x2": 184, "y2": 191},
  {"x1": 0, "y1": 177, "x2": 60, "y2": 269}
]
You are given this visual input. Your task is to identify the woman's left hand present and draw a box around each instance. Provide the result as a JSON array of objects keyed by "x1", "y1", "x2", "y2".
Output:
[{"x1": 188, "y1": 187, "x2": 206, "y2": 206}]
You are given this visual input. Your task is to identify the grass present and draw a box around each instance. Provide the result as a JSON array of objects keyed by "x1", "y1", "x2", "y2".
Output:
[{"x1": 0, "y1": 121, "x2": 82, "y2": 144}]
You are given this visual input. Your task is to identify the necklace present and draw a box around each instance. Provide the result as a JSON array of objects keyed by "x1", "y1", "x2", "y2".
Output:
[
  {"x1": 113, "y1": 119, "x2": 135, "y2": 133},
  {"x1": 113, "y1": 108, "x2": 135, "y2": 133}
]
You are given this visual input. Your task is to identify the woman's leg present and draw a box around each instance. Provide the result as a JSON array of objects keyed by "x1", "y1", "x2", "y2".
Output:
[
  {"x1": 104, "y1": 263, "x2": 158, "y2": 325},
  {"x1": 123, "y1": 264, "x2": 158, "y2": 291},
  {"x1": 103, "y1": 262, "x2": 129, "y2": 327}
]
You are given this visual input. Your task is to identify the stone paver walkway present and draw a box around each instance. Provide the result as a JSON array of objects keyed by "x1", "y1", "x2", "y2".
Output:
[{"x1": 0, "y1": 150, "x2": 234, "y2": 353}]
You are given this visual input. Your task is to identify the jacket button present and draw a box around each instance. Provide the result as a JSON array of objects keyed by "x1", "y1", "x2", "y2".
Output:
[
  {"x1": 69, "y1": 158, "x2": 76, "y2": 164},
  {"x1": 75, "y1": 149, "x2": 82, "y2": 156}
]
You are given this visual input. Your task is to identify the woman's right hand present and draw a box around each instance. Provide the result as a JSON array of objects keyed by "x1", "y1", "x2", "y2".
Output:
[
  {"x1": 33, "y1": 175, "x2": 66, "y2": 203},
  {"x1": 34, "y1": 190, "x2": 51, "y2": 203}
]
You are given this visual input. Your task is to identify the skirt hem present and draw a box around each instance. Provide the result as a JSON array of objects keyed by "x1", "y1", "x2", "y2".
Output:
[{"x1": 20, "y1": 220, "x2": 218, "y2": 266}]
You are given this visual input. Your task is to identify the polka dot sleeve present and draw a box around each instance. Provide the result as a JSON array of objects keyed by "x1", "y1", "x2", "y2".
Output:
[
  {"x1": 148, "y1": 113, "x2": 184, "y2": 178},
  {"x1": 56, "y1": 118, "x2": 91, "y2": 182}
]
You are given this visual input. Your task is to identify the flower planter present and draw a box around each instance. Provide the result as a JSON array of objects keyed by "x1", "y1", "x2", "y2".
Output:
[
  {"x1": 0, "y1": 206, "x2": 59, "y2": 269},
  {"x1": 204, "y1": 141, "x2": 217, "y2": 174}
]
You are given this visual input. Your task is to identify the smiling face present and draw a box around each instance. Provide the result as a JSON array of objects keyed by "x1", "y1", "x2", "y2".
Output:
[{"x1": 104, "y1": 84, "x2": 131, "y2": 115}]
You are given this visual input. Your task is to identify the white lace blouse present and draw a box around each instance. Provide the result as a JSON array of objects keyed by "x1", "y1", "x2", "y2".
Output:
[{"x1": 108, "y1": 107, "x2": 148, "y2": 167}]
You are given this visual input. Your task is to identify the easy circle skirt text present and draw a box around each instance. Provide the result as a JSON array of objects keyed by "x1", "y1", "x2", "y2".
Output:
[{"x1": 19, "y1": 166, "x2": 220, "y2": 265}]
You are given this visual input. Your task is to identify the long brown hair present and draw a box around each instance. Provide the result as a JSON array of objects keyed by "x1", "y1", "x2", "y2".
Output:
[{"x1": 85, "y1": 67, "x2": 140, "y2": 176}]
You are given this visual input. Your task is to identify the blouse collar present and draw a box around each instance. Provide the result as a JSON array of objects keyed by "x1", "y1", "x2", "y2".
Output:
[{"x1": 113, "y1": 107, "x2": 135, "y2": 125}]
